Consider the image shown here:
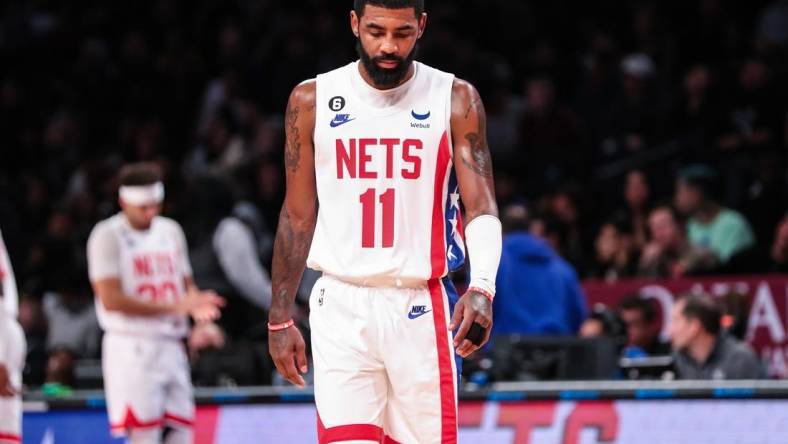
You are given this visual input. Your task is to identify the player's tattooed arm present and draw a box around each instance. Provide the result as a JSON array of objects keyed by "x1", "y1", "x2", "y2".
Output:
[
  {"x1": 450, "y1": 79, "x2": 498, "y2": 358},
  {"x1": 270, "y1": 80, "x2": 316, "y2": 387},
  {"x1": 283, "y1": 82, "x2": 317, "y2": 173},
  {"x1": 450, "y1": 78, "x2": 498, "y2": 221},
  {"x1": 271, "y1": 80, "x2": 317, "y2": 322}
]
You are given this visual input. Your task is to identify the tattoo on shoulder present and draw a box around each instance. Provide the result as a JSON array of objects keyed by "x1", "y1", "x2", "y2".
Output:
[
  {"x1": 285, "y1": 103, "x2": 301, "y2": 172},
  {"x1": 461, "y1": 92, "x2": 493, "y2": 178},
  {"x1": 464, "y1": 96, "x2": 482, "y2": 119}
]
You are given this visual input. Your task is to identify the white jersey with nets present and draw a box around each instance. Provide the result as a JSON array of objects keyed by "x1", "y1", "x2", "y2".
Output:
[
  {"x1": 307, "y1": 61, "x2": 465, "y2": 287},
  {"x1": 87, "y1": 213, "x2": 191, "y2": 338}
]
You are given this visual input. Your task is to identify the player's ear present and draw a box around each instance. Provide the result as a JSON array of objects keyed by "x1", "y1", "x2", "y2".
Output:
[
  {"x1": 417, "y1": 12, "x2": 427, "y2": 39},
  {"x1": 350, "y1": 10, "x2": 360, "y2": 38}
]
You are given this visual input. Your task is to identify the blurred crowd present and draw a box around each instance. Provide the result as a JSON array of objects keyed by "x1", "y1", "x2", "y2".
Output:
[{"x1": 1, "y1": 0, "x2": 788, "y2": 387}]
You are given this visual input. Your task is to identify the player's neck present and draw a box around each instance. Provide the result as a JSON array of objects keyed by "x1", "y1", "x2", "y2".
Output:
[
  {"x1": 122, "y1": 213, "x2": 153, "y2": 232},
  {"x1": 357, "y1": 62, "x2": 416, "y2": 91},
  {"x1": 687, "y1": 332, "x2": 716, "y2": 365}
]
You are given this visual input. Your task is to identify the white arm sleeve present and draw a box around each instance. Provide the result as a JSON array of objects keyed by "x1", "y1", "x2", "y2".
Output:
[
  {"x1": 464, "y1": 215, "x2": 503, "y2": 296},
  {"x1": 214, "y1": 218, "x2": 273, "y2": 310},
  {"x1": 87, "y1": 223, "x2": 120, "y2": 281}
]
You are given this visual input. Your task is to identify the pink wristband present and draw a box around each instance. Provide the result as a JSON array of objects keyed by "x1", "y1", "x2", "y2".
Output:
[
  {"x1": 468, "y1": 286, "x2": 494, "y2": 302},
  {"x1": 267, "y1": 319, "x2": 295, "y2": 331}
]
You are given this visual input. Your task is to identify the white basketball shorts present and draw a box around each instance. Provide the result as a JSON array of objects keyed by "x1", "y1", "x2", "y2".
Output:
[
  {"x1": 310, "y1": 275, "x2": 461, "y2": 444},
  {"x1": 102, "y1": 333, "x2": 194, "y2": 437}
]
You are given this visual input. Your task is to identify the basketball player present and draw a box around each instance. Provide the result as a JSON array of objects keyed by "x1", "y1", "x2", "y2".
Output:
[
  {"x1": 0, "y1": 229, "x2": 24, "y2": 444},
  {"x1": 268, "y1": 1, "x2": 501, "y2": 442},
  {"x1": 87, "y1": 163, "x2": 224, "y2": 444}
]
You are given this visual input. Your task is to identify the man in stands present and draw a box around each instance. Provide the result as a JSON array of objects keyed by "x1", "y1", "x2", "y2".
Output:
[
  {"x1": 669, "y1": 294, "x2": 763, "y2": 379},
  {"x1": 618, "y1": 294, "x2": 671, "y2": 356},
  {"x1": 674, "y1": 164, "x2": 755, "y2": 264}
]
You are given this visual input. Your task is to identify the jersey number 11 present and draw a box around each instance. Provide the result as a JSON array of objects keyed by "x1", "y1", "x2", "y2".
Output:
[{"x1": 360, "y1": 188, "x2": 395, "y2": 248}]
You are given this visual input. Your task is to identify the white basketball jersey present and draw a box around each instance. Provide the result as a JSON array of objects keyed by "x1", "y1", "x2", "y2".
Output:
[
  {"x1": 0, "y1": 229, "x2": 18, "y2": 318},
  {"x1": 307, "y1": 61, "x2": 466, "y2": 286},
  {"x1": 87, "y1": 214, "x2": 191, "y2": 338}
]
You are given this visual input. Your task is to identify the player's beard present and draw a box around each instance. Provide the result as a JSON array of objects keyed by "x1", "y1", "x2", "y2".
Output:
[{"x1": 356, "y1": 39, "x2": 418, "y2": 89}]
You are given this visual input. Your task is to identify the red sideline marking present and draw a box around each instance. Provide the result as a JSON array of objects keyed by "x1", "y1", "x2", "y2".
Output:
[
  {"x1": 195, "y1": 406, "x2": 220, "y2": 444},
  {"x1": 498, "y1": 401, "x2": 557, "y2": 444},
  {"x1": 562, "y1": 401, "x2": 619, "y2": 444},
  {"x1": 428, "y1": 280, "x2": 458, "y2": 443},
  {"x1": 429, "y1": 131, "x2": 451, "y2": 279},
  {"x1": 317, "y1": 414, "x2": 401, "y2": 444},
  {"x1": 110, "y1": 406, "x2": 163, "y2": 432},
  {"x1": 0, "y1": 433, "x2": 21, "y2": 443},
  {"x1": 458, "y1": 401, "x2": 484, "y2": 427}
]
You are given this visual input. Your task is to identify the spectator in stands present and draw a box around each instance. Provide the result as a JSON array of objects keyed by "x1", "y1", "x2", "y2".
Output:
[
  {"x1": 519, "y1": 77, "x2": 586, "y2": 192},
  {"x1": 743, "y1": 150, "x2": 788, "y2": 252},
  {"x1": 668, "y1": 64, "x2": 725, "y2": 162},
  {"x1": 639, "y1": 205, "x2": 718, "y2": 277},
  {"x1": 674, "y1": 164, "x2": 755, "y2": 263},
  {"x1": 42, "y1": 273, "x2": 100, "y2": 387},
  {"x1": 491, "y1": 204, "x2": 588, "y2": 336},
  {"x1": 580, "y1": 304, "x2": 647, "y2": 360},
  {"x1": 716, "y1": 59, "x2": 782, "y2": 206},
  {"x1": 184, "y1": 174, "x2": 272, "y2": 341},
  {"x1": 618, "y1": 295, "x2": 671, "y2": 356},
  {"x1": 599, "y1": 53, "x2": 664, "y2": 160},
  {"x1": 591, "y1": 215, "x2": 639, "y2": 282},
  {"x1": 618, "y1": 170, "x2": 652, "y2": 250},
  {"x1": 547, "y1": 184, "x2": 590, "y2": 274},
  {"x1": 771, "y1": 214, "x2": 788, "y2": 272},
  {"x1": 184, "y1": 106, "x2": 250, "y2": 179},
  {"x1": 669, "y1": 294, "x2": 763, "y2": 379},
  {"x1": 580, "y1": 304, "x2": 626, "y2": 342}
]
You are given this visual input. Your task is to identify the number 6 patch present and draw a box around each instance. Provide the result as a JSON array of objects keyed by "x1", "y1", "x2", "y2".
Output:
[{"x1": 329, "y1": 96, "x2": 346, "y2": 112}]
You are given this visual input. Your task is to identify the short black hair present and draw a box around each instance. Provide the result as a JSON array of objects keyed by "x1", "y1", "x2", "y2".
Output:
[
  {"x1": 354, "y1": 0, "x2": 425, "y2": 17},
  {"x1": 603, "y1": 212, "x2": 633, "y2": 236},
  {"x1": 680, "y1": 294, "x2": 721, "y2": 336},
  {"x1": 677, "y1": 164, "x2": 720, "y2": 201},
  {"x1": 589, "y1": 304, "x2": 627, "y2": 339},
  {"x1": 618, "y1": 294, "x2": 657, "y2": 324},
  {"x1": 118, "y1": 162, "x2": 163, "y2": 187}
]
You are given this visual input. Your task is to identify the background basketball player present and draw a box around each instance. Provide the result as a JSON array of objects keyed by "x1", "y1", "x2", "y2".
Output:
[
  {"x1": 0, "y1": 228, "x2": 24, "y2": 444},
  {"x1": 87, "y1": 162, "x2": 224, "y2": 444}
]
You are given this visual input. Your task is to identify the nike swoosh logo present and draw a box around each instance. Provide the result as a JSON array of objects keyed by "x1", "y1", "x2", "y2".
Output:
[
  {"x1": 407, "y1": 310, "x2": 432, "y2": 320},
  {"x1": 411, "y1": 110, "x2": 430, "y2": 120},
  {"x1": 330, "y1": 117, "x2": 355, "y2": 127}
]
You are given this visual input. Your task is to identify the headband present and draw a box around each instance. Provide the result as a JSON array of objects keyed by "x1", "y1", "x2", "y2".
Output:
[{"x1": 119, "y1": 182, "x2": 165, "y2": 206}]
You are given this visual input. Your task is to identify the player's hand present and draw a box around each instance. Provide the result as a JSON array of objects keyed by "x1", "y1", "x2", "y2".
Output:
[
  {"x1": 188, "y1": 321, "x2": 226, "y2": 357},
  {"x1": 449, "y1": 290, "x2": 493, "y2": 358},
  {"x1": 179, "y1": 290, "x2": 225, "y2": 322},
  {"x1": 0, "y1": 364, "x2": 17, "y2": 397},
  {"x1": 269, "y1": 325, "x2": 308, "y2": 388}
]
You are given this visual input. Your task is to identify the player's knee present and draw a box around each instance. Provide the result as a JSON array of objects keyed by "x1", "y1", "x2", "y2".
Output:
[
  {"x1": 163, "y1": 426, "x2": 193, "y2": 444},
  {"x1": 127, "y1": 427, "x2": 162, "y2": 444}
]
